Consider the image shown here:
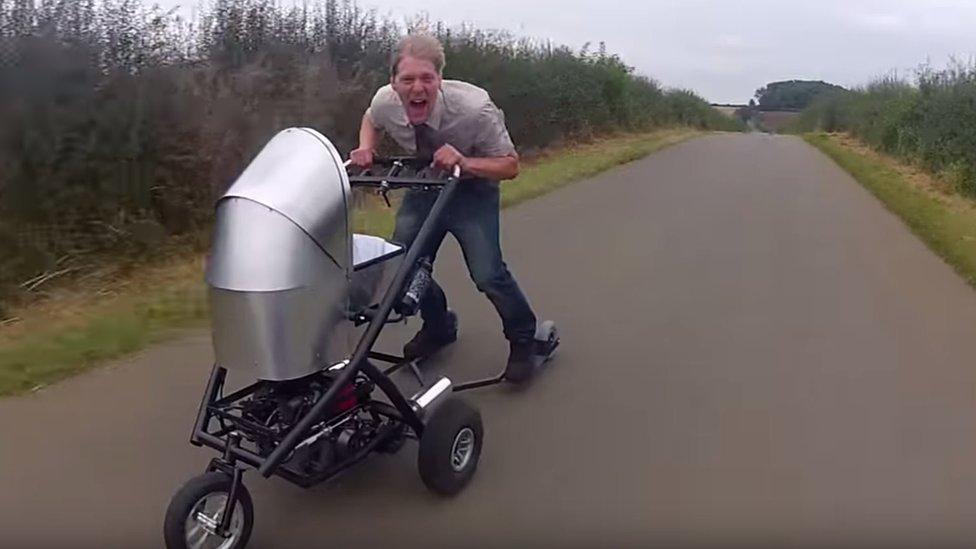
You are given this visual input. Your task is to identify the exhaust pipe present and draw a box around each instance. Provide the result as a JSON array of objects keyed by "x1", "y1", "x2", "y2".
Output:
[{"x1": 410, "y1": 376, "x2": 452, "y2": 417}]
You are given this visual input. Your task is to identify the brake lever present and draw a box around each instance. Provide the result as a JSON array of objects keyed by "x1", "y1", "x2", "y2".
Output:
[{"x1": 379, "y1": 180, "x2": 392, "y2": 207}]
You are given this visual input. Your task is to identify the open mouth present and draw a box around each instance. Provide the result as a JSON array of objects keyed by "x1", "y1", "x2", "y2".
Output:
[{"x1": 406, "y1": 98, "x2": 429, "y2": 122}]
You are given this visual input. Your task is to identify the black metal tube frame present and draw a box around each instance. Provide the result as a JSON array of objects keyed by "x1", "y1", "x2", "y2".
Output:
[{"x1": 192, "y1": 364, "x2": 406, "y2": 488}]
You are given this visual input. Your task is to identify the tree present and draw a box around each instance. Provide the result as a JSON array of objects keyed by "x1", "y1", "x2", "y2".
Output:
[{"x1": 754, "y1": 80, "x2": 845, "y2": 111}]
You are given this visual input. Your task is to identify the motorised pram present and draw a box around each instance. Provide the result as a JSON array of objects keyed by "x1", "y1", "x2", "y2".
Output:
[{"x1": 163, "y1": 128, "x2": 558, "y2": 549}]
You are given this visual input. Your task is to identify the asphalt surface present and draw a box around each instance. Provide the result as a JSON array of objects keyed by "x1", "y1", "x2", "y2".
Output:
[{"x1": 3, "y1": 133, "x2": 976, "y2": 548}]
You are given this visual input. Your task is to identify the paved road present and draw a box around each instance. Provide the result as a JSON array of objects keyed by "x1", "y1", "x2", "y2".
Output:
[{"x1": 3, "y1": 134, "x2": 976, "y2": 548}]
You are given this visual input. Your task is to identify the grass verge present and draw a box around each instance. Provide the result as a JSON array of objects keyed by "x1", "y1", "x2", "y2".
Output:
[
  {"x1": 0, "y1": 128, "x2": 702, "y2": 396},
  {"x1": 804, "y1": 132, "x2": 976, "y2": 286}
]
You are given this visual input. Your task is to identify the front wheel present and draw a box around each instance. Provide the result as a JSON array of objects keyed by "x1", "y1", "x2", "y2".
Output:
[
  {"x1": 418, "y1": 397, "x2": 483, "y2": 495},
  {"x1": 164, "y1": 472, "x2": 254, "y2": 549}
]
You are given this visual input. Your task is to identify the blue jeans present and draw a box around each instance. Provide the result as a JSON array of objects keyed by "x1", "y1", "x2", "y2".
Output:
[{"x1": 392, "y1": 179, "x2": 538, "y2": 342}]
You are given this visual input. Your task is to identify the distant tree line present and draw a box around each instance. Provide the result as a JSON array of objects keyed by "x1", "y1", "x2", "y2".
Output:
[{"x1": 754, "y1": 80, "x2": 846, "y2": 111}]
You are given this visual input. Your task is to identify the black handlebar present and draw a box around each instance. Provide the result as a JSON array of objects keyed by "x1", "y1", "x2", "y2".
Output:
[
  {"x1": 345, "y1": 156, "x2": 460, "y2": 189},
  {"x1": 373, "y1": 155, "x2": 434, "y2": 168}
]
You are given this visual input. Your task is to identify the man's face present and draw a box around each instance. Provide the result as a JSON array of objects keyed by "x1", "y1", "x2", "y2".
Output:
[{"x1": 392, "y1": 55, "x2": 441, "y2": 125}]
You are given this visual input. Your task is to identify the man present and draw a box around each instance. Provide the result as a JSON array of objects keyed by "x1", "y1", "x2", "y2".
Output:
[{"x1": 349, "y1": 34, "x2": 538, "y2": 383}]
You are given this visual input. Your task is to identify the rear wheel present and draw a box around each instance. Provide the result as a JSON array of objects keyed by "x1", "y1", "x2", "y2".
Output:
[
  {"x1": 417, "y1": 397, "x2": 483, "y2": 495},
  {"x1": 164, "y1": 472, "x2": 253, "y2": 549}
]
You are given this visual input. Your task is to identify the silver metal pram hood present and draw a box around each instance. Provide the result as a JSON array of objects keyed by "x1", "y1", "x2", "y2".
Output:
[
  {"x1": 206, "y1": 128, "x2": 354, "y2": 381},
  {"x1": 217, "y1": 127, "x2": 351, "y2": 271}
]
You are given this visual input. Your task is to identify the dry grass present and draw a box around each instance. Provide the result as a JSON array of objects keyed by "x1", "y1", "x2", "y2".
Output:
[
  {"x1": 0, "y1": 251, "x2": 207, "y2": 343},
  {"x1": 829, "y1": 133, "x2": 974, "y2": 212}
]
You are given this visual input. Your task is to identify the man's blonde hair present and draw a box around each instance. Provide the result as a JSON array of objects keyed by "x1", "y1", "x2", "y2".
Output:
[{"x1": 391, "y1": 34, "x2": 445, "y2": 77}]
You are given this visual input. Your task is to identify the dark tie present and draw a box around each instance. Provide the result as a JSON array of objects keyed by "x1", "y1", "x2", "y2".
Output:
[{"x1": 413, "y1": 123, "x2": 440, "y2": 160}]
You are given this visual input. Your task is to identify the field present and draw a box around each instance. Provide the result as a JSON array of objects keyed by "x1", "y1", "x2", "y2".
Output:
[
  {"x1": 712, "y1": 105, "x2": 746, "y2": 118},
  {"x1": 758, "y1": 110, "x2": 800, "y2": 132}
]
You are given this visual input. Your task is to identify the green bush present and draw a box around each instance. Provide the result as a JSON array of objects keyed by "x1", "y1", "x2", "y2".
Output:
[
  {"x1": 790, "y1": 62, "x2": 976, "y2": 197},
  {"x1": 0, "y1": 0, "x2": 739, "y2": 308}
]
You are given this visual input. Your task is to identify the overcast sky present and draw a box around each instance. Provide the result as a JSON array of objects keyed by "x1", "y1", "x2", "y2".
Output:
[{"x1": 155, "y1": 0, "x2": 976, "y2": 104}]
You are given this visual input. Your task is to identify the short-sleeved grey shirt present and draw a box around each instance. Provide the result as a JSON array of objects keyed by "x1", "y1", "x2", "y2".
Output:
[{"x1": 365, "y1": 80, "x2": 517, "y2": 159}]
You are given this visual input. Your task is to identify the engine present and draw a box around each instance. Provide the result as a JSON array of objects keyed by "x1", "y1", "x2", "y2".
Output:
[{"x1": 237, "y1": 374, "x2": 393, "y2": 475}]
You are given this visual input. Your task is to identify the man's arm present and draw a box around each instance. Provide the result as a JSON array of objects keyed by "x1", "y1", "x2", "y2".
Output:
[
  {"x1": 431, "y1": 100, "x2": 520, "y2": 180},
  {"x1": 350, "y1": 112, "x2": 379, "y2": 167},
  {"x1": 462, "y1": 154, "x2": 519, "y2": 180},
  {"x1": 432, "y1": 146, "x2": 519, "y2": 180}
]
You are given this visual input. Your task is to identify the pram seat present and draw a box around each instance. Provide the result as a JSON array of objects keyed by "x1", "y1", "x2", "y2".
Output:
[
  {"x1": 349, "y1": 234, "x2": 405, "y2": 315},
  {"x1": 352, "y1": 233, "x2": 403, "y2": 269}
]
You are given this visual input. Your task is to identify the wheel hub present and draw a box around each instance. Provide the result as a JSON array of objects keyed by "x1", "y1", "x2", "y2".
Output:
[
  {"x1": 184, "y1": 493, "x2": 244, "y2": 549},
  {"x1": 451, "y1": 427, "x2": 475, "y2": 472}
]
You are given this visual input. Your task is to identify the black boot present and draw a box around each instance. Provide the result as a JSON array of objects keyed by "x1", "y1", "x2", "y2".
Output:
[
  {"x1": 403, "y1": 310, "x2": 458, "y2": 360},
  {"x1": 503, "y1": 338, "x2": 536, "y2": 383}
]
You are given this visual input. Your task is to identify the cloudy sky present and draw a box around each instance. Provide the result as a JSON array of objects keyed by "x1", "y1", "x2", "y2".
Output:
[{"x1": 155, "y1": 0, "x2": 976, "y2": 104}]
